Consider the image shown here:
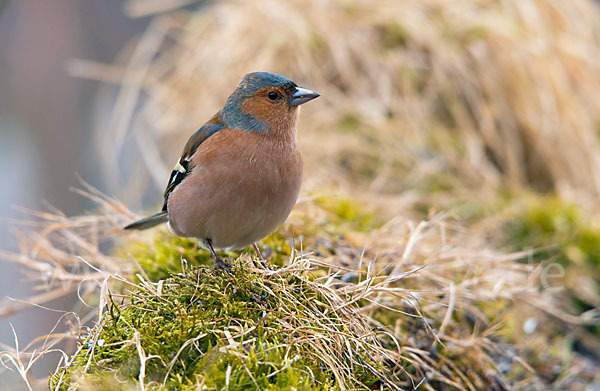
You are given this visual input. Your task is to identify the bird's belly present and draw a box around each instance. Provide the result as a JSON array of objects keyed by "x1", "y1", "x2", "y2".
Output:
[
  {"x1": 167, "y1": 160, "x2": 301, "y2": 250},
  {"x1": 210, "y1": 209, "x2": 288, "y2": 250},
  {"x1": 208, "y1": 180, "x2": 300, "y2": 250}
]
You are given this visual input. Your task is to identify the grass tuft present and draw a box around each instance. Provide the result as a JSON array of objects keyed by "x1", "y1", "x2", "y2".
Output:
[{"x1": 50, "y1": 259, "x2": 395, "y2": 390}]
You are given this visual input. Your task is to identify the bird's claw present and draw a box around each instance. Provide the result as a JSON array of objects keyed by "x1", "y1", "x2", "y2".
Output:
[{"x1": 214, "y1": 258, "x2": 233, "y2": 274}]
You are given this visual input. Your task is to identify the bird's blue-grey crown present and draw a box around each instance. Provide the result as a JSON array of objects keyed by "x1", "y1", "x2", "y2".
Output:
[
  {"x1": 238, "y1": 72, "x2": 298, "y2": 95},
  {"x1": 220, "y1": 72, "x2": 318, "y2": 132}
]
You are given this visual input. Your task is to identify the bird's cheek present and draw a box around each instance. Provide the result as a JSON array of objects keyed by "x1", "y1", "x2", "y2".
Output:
[{"x1": 241, "y1": 99, "x2": 271, "y2": 122}]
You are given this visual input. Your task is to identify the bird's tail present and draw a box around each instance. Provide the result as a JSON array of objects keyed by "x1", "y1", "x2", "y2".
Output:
[{"x1": 124, "y1": 211, "x2": 168, "y2": 230}]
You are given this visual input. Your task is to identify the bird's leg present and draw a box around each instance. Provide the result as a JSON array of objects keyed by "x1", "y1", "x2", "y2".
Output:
[
  {"x1": 252, "y1": 243, "x2": 269, "y2": 269},
  {"x1": 252, "y1": 243, "x2": 265, "y2": 260},
  {"x1": 204, "y1": 238, "x2": 232, "y2": 274}
]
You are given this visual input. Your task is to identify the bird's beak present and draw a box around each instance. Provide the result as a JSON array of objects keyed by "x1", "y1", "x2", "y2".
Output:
[{"x1": 290, "y1": 87, "x2": 320, "y2": 106}]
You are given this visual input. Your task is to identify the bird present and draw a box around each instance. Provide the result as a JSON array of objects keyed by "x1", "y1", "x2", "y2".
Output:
[{"x1": 124, "y1": 72, "x2": 319, "y2": 272}]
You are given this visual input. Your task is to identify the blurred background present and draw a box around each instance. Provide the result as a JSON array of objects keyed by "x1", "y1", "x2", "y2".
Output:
[
  {"x1": 0, "y1": 1, "x2": 148, "y2": 386},
  {"x1": 1, "y1": 0, "x2": 600, "y2": 388}
]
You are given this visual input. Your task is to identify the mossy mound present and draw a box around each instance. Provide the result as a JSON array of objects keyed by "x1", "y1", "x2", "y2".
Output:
[
  {"x1": 41, "y1": 195, "x2": 573, "y2": 390},
  {"x1": 49, "y1": 258, "x2": 392, "y2": 390},
  {"x1": 1, "y1": 194, "x2": 585, "y2": 389}
]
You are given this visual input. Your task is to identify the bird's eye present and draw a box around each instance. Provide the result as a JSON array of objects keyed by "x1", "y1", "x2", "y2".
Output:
[{"x1": 267, "y1": 91, "x2": 279, "y2": 101}]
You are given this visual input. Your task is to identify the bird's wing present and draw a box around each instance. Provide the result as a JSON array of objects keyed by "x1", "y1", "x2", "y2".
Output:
[{"x1": 162, "y1": 112, "x2": 224, "y2": 212}]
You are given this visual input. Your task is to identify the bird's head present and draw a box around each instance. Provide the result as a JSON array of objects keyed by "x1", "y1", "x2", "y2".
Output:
[{"x1": 221, "y1": 72, "x2": 319, "y2": 135}]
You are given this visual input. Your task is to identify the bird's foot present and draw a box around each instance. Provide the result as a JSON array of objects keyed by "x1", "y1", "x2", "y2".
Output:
[
  {"x1": 214, "y1": 257, "x2": 233, "y2": 274},
  {"x1": 204, "y1": 238, "x2": 233, "y2": 274}
]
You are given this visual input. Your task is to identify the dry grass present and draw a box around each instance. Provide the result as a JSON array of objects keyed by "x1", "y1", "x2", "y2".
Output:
[
  {"x1": 0, "y1": 189, "x2": 584, "y2": 389},
  {"x1": 68, "y1": 0, "x2": 600, "y2": 211}
]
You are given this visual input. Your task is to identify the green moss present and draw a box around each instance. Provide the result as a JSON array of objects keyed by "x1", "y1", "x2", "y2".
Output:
[
  {"x1": 502, "y1": 195, "x2": 600, "y2": 342},
  {"x1": 314, "y1": 194, "x2": 380, "y2": 233},
  {"x1": 118, "y1": 234, "x2": 213, "y2": 281},
  {"x1": 505, "y1": 196, "x2": 600, "y2": 268},
  {"x1": 119, "y1": 233, "x2": 295, "y2": 283},
  {"x1": 258, "y1": 231, "x2": 293, "y2": 268},
  {"x1": 50, "y1": 261, "x2": 387, "y2": 390}
]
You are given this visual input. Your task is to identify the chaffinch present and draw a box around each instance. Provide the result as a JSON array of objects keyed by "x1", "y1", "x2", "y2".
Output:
[{"x1": 125, "y1": 72, "x2": 319, "y2": 272}]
